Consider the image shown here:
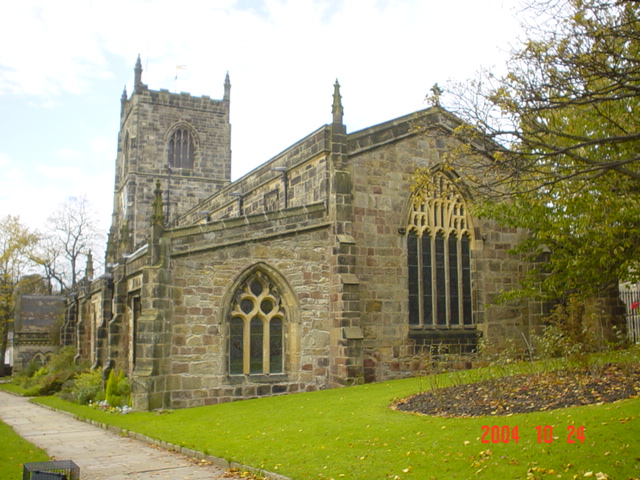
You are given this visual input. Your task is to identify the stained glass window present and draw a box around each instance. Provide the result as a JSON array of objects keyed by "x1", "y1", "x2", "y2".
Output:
[
  {"x1": 229, "y1": 317, "x2": 244, "y2": 375},
  {"x1": 228, "y1": 271, "x2": 286, "y2": 375},
  {"x1": 407, "y1": 172, "x2": 473, "y2": 327}
]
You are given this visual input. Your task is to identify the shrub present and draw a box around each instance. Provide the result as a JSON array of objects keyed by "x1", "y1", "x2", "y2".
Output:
[
  {"x1": 58, "y1": 369, "x2": 104, "y2": 405},
  {"x1": 105, "y1": 369, "x2": 131, "y2": 407},
  {"x1": 11, "y1": 358, "x2": 45, "y2": 387},
  {"x1": 16, "y1": 347, "x2": 87, "y2": 397},
  {"x1": 105, "y1": 369, "x2": 116, "y2": 402},
  {"x1": 533, "y1": 295, "x2": 605, "y2": 361}
]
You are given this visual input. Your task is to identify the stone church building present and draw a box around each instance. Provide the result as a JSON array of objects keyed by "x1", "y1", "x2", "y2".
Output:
[{"x1": 62, "y1": 58, "x2": 546, "y2": 410}]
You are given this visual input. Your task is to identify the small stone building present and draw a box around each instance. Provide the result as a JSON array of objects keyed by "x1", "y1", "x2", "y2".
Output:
[
  {"x1": 13, "y1": 295, "x2": 64, "y2": 372},
  {"x1": 62, "y1": 58, "x2": 546, "y2": 410}
]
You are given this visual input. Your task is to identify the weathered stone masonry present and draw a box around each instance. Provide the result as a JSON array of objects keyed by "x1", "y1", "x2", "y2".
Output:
[{"x1": 62, "y1": 59, "x2": 546, "y2": 410}]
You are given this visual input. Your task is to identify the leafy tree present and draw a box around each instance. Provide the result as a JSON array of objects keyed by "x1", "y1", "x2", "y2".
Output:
[
  {"x1": 32, "y1": 196, "x2": 103, "y2": 292},
  {"x1": 476, "y1": 173, "x2": 640, "y2": 300},
  {"x1": 439, "y1": 0, "x2": 640, "y2": 194},
  {"x1": 0, "y1": 216, "x2": 39, "y2": 376},
  {"x1": 423, "y1": 0, "x2": 640, "y2": 300}
]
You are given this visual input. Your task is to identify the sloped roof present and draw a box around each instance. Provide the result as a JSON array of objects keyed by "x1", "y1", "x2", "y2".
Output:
[{"x1": 15, "y1": 295, "x2": 64, "y2": 331}]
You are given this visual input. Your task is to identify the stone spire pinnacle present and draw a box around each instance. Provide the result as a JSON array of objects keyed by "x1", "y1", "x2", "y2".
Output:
[
  {"x1": 151, "y1": 180, "x2": 165, "y2": 227},
  {"x1": 332, "y1": 79, "x2": 343, "y2": 125},
  {"x1": 120, "y1": 85, "x2": 128, "y2": 113},
  {"x1": 150, "y1": 180, "x2": 165, "y2": 265},
  {"x1": 85, "y1": 250, "x2": 94, "y2": 281},
  {"x1": 224, "y1": 72, "x2": 231, "y2": 101},
  {"x1": 134, "y1": 55, "x2": 143, "y2": 92}
]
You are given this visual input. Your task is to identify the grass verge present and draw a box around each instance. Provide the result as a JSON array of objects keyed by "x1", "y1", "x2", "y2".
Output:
[
  {"x1": 0, "y1": 419, "x2": 50, "y2": 478},
  {"x1": 0, "y1": 382, "x2": 29, "y2": 395},
  {"x1": 33, "y1": 355, "x2": 640, "y2": 480}
]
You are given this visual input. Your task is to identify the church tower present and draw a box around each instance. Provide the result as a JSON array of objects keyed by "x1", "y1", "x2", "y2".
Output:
[{"x1": 106, "y1": 56, "x2": 232, "y2": 263}]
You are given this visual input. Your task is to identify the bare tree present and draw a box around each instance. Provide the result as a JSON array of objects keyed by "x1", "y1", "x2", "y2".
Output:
[
  {"x1": 34, "y1": 196, "x2": 103, "y2": 292},
  {"x1": 31, "y1": 235, "x2": 65, "y2": 294}
]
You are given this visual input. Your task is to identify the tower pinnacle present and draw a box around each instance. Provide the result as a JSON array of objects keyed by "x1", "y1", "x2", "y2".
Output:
[
  {"x1": 224, "y1": 72, "x2": 231, "y2": 101},
  {"x1": 134, "y1": 55, "x2": 143, "y2": 92},
  {"x1": 332, "y1": 79, "x2": 343, "y2": 125},
  {"x1": 85, "y1": 250, "x2": 94, "y2": 281},
  {"x1": 120, "y1": 86, "x2": 128, "y2": 114}
]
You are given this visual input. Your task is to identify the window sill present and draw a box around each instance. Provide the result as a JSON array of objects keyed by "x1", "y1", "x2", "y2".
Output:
[
  {"x1": 408, "y1": 327, "x2": 480, "y2": 342},
  {"x1": 408, "y1": 328, "x2": 481, "y2": 353},
  {"x1": 227, "y1": 373, "x2": 288, "y2": 384},
  {"x1": 409, "y1": 325, "x2": 476, "y2": 330}
]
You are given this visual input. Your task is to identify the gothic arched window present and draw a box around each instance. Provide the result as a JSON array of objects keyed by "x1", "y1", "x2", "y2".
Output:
[
  {"x1": 407, "y1": 173, "x2": 473, "y2": 327},
  {"x1": 168, "y1": 128, "x2": 195, "y2": 169},
  {"x1": 229, "y1": 271, "x2": 285, "y2": 375}
]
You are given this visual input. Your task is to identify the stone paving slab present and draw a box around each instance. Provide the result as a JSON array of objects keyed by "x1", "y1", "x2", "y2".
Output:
[{"x1": 0, "y1": 390, "x2": 232, "y2": 480}]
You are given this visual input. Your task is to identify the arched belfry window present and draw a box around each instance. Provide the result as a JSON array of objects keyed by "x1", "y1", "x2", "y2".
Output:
[
  {"x1": 407, "y1": 172, "x2": 473, "y2": 328},
  {"x1": 229, "y1": 271, "x2": 285, "y2": 375},
  {"x1": 168, "y1": 127, "x2": 195, "y2": 169}
]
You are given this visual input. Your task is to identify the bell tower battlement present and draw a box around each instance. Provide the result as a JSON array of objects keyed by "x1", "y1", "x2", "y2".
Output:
[{"x1": 107, "y1": 56, "x2": 232, "y2": 263}]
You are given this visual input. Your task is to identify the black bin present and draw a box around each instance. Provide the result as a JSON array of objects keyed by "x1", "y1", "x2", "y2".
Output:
[{"x1": 23, "y1": 460, "x2": 80, "y2": 480}]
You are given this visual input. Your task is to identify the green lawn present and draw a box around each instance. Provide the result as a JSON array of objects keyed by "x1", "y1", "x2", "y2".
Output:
[
  {"x1": 0, "y1": 419, "x2": 50, "y2": 478},
  {"x1": 0, "y1": 382, "x2": 29, "y2": 395},
  {"x1": 33, "y1": 359, "x2": 640, "y2": 480}
]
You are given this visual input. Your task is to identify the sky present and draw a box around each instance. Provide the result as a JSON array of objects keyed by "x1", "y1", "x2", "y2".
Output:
[{"x1": 0, "y1": 0, "x2": 525, "y2": 252}]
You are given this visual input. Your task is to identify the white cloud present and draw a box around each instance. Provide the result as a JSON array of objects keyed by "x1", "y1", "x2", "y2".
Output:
[
  {"x1": 0, "y1": 152, "x2": 45, "y2": 227},
  {"x1": 0, "y1": 1, "x2": 113, "y2": 96},
  {"x1": 27, "y1": 99, "x2": 61, "y2": 109},
  {"x1": 1, "y1": 0, "x2": 526, "y2": 235},
  {"x1": 0, "y1": 148, "x2": 112, "y2": 234}
]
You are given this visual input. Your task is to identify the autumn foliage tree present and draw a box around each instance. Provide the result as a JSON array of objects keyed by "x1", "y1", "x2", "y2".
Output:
[
  {"x1": 0, "y1": 216, "x2": 39, "y2": 375},
  {"x1": 424, "y1": 0, "x2": 640, "y2": 300},
  {"x1": 0, "y1": 198, "x2": 103, "y2": 374}
]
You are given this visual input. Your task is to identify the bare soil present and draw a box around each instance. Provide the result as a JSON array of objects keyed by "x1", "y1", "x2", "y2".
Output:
[{"x1": 393, "y1": 363, "x2": 640, "y2": 418}]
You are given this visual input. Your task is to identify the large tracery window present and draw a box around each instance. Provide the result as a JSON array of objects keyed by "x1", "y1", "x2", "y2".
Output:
[
  {"x1": 229, "y1": 271, "x2": 285, "y2": 375},
  {"x1": 407, "y1": 173, "x2": 473, "y2": 328},
  {"x1": 168, "y1": 127, "x2": 195, "y2": 169}
]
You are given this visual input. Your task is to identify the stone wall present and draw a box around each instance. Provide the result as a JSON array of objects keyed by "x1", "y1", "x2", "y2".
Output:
[
  {"x1": 177, "y1": 126, "x2": 330, "y2": 225},
  {"x1": 69, "y1": 81, "x2": 552, "y2": 410},
  {"x1": 12, "y1": 295, "x2": 63, "y2": 373},
  {"x1": 343, "y1": 111, "x2": 543, "y2": 382},
  {"x1": 164, "y1": 228, "x2": 332, "y2": 409},
  {"x1": 12, "y1": 345, "x2": 58, "y2": 372},
  {"x1": 109, "y1": 80, "x2": 232, "y2": 258},
  {"x1": 107, "y1": 249, "x2": 148, "y2": 377},
  {"x1": 473, "y1": 219, "x2": 540, "y2": 346}
]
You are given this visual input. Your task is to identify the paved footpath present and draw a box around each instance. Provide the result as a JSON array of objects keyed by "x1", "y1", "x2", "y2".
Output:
[{"x1": 0, "y1": 390, "x2": 233, "y2": 480}]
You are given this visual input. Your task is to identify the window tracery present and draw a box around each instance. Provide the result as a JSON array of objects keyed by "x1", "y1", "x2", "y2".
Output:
[
  {"x1": 407, "y1": 172, "x2": 473, "y2": 327},
  {"x1": 229, "y1": 271, "x2": 285, "y2": 375},
  {"x1": 168, "y1": 127, "x2": 195, "y2": 169}
]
